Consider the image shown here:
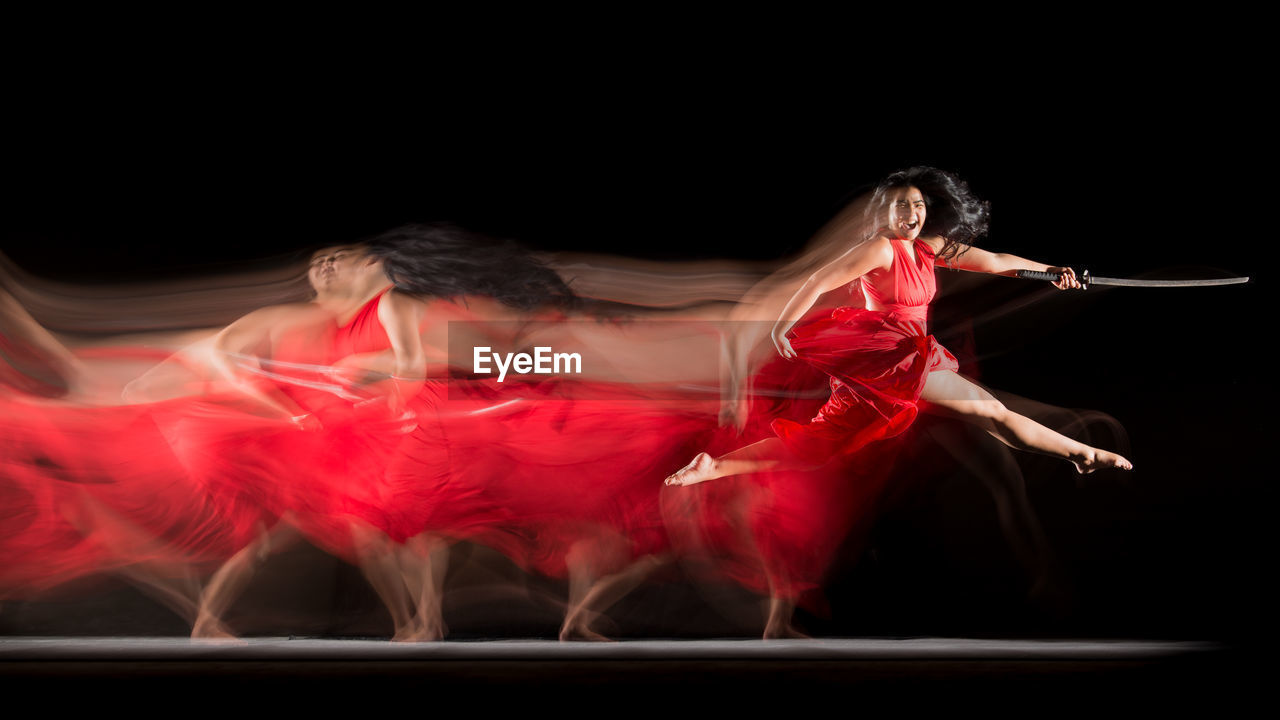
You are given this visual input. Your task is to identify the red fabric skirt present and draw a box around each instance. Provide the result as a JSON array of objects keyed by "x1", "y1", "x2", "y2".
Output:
[
  {"x1": 773, "y1": 306, "x2": 957, "y2": 460},
  {"x1": 664, "y1": 307, "x2": 956, "y2": 606},
  {"x1": 386, "y1": 379, "x2": 718, "y2": 578}
]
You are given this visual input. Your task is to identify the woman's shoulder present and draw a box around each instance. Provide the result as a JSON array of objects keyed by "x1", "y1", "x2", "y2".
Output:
[
  {"x1": 916, "y1": 235, "x2": 947, "y2": 255},
  {"x1": 379, "y1": 288, "x2": 431, "y2": 321},
  {"x1": 855, "y1": 232, "x2": 898, "y2": 269}
]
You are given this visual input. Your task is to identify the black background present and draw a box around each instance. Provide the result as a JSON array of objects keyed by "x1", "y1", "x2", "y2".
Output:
[{"x1": 2, "y1": 29, "x2": 1271, "y2": 644}]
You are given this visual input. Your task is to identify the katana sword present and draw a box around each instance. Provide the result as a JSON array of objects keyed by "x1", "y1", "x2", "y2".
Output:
[{"x1": 1016, "y1": 269, "x2": 1250, "y2": 289}]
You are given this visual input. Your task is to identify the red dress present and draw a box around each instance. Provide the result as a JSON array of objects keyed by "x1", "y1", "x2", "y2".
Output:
[
  {"x1": 0, "y1": 296, "x2": 402, "y2": 593},
  {"x1": 0, "y1": 353, "x2": 297, "y2": 594},
  {"x1": 260, "y1": 290, "x2": 421, "y2": 561},
  {"x1": 387, "y1": 362, "x2": 718, "y2": 578},
  {"x1": 772, "y1": 238, "x2": 958, "y2": 459},
  {"x1": 1, "y1": 290, "x2": 720, "y2": 595},
  {"x1": 272, "y1": 290, "x2": 720, "y2": 578},
  {"x1": 664, "y1": 238, "x2": 957, "y2": 606}
]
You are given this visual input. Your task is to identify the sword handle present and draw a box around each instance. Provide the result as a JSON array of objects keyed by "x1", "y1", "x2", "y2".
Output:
[{"x1": 1015, "y1": 269, "x2": 1089, "y2": 289}]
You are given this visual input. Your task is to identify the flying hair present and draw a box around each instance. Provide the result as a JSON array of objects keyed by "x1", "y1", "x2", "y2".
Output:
[{"x1": 868, "y1": 166, "x2": 990, "y2": 262}]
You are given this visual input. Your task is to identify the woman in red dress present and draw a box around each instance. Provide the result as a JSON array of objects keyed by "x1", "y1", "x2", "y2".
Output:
[
  {"x1": 357, "y1": 225, "x2": 724, "y2": 640},
  {"x1": 3, "y1": 226, "x2": 727, "y2": 640},
  {"x1": 0, "y1": 285, "x2": 319, "y2": 628},
  {"x1": 180, "y1": 225, "x2": 718, "y2": 640},
  {"x1": 664, "y1": 167, "x2": 1132, "y2": 637}
]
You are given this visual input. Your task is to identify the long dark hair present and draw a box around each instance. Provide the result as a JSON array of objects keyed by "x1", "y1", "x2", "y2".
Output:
[
  {"x1": 868, "y1": 167, "x2": 990, "y2": 262},
  {"x1": 362, "y1": 223, "x2": 576, "y2": 310}
]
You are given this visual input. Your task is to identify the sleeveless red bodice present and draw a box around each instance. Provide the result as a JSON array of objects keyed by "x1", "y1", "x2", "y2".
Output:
[{"x1": 859, "y1": 239, "x2": 939, "y2": 322}]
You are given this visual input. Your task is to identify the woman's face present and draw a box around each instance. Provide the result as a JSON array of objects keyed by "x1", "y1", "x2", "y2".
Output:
[
  {"x1": 308, "y1": 245, "x2": 371, "y2": 293},
  {"x1": 885, "y1": 186, "x2": 927, "y2": 241}
]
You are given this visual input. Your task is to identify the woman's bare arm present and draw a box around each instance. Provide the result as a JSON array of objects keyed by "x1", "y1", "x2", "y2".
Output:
[
  {"x1": 206, "y1": 305, "x2": 314, "y2": 419},
  {"x1": 940, "y1": 242, "x2": 1082, "y2": 289},
  {"x1": 770, "y1": 236, "x2": 895, "y2": 357},
  {"x1": 376, "y1": 290, "x2": 428, "y2": 412}
]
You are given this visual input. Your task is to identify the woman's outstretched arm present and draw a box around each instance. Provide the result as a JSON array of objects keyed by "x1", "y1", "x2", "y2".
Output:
[
  {"x1": 770, "y1": 236, "x2": 895, "y2": 358},
  {"x1": 940, "y1": 243, "x2": 1083, "y2": 290}
]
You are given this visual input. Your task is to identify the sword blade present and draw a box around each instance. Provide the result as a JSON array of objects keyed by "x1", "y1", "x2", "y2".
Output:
[
  {"x1": 1015, "y1": 269, "x2": 1250, "y2": 288},
  {"x1": 1086, "y1": 276, "x2": 1250, "y2": 288}
]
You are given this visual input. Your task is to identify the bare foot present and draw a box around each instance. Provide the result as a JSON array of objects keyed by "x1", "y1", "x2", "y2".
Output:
[
  {"x1": 559, "y1": 620, "x2": 615, "y2": 642},
  {"x1": 762, "y1": 595, "x2": 811, "y2": 640},
  {"x1": 420, "y1": 616, "x2": 448, "y2": 642},
  {"x1": 392, "y1": 617, "x2": 424, "y2": 642},
  {"x1": 1072, "y1": 448, "x2": 1133, "y2": 474},
  {"x1": 191, "y1": 615, "x2": 244, "y2": 643},
  {"x1": 664, "y1": 452, "x2": 719, "y2": 487},
  {"x1": 393, "y1": 629, "x2": 443, "y2": 643},
  {"x1": 559, "y1": 609, "x2": 615, "y2": 642},
  {"x1": 763, "y1": 620, "x2": 812, "y2": 640},
  {"x1": 412, "y1": 609, "x2": 448, "y2": 638},
  {"x1": 391, "y1": 614, "x2": 447, "y2": 642}
]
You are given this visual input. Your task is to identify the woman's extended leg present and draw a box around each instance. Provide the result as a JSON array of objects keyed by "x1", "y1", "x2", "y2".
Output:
[
  {"x1": 559, "y1": 535, "x2": 631, "y2": 642},
  {"x1": 918, "y1": 371, "x2": 1131, "y2": 473},
  {"x1": 191, "y1": 522, "x2": 301, "y2": 639},
  {"x1": 349, "y1": 522, "x2": 418, "y2": 641},
  {"x1": 560, "y1": 553, "x2": 672, "y2": 641},
  {"x1": 664, "y1": 439, "x2": 812, "y2": 487},
  {"x1": 396, "y1": 533, "x2": 450, "y2": 641}
]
